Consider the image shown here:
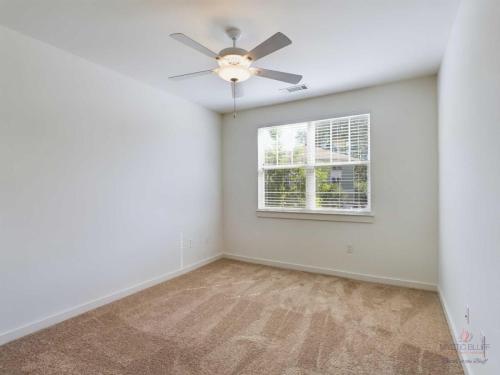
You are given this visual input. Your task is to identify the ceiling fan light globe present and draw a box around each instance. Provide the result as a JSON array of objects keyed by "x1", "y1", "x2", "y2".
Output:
[{"x1": 217, "y1": 65, "x2": 251, "y2": 82}]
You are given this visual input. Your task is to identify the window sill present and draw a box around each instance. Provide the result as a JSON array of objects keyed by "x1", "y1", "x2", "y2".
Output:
[{"x1": 256, "y1": 209, "x2": 374, "y2": 223}]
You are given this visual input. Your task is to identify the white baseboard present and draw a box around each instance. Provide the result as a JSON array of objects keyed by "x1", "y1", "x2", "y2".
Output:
[
  {"x1": 0, "y1": 253, "x2": 223, "y2": 346},
  {"x1": 223, "y1": 253, "x2": 437, "y2": 291},
  {"x1": 438, "y1": 288, "x2": 472, "y2": 375}
]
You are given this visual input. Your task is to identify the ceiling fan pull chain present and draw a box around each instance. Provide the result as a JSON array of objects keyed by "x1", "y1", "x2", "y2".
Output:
[{"x1": 232, "y1": 81, "x2": 237, "y2": 118}]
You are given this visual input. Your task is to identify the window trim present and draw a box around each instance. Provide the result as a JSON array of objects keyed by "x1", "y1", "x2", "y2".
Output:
[
  {"x1": 256, "y1": 209, "x2": 374, "y2": 223},
  {"x1": 257, "y1": 113, "x2": 372, "y2": 217}
]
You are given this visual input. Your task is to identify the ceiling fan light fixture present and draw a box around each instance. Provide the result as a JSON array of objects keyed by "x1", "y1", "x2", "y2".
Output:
[
  {"x1": 216, "y1": 52, "x2": 252, "y2": 82},
  {"x1": 216, "y1": 64, "x2": 251, "y2": 82}
]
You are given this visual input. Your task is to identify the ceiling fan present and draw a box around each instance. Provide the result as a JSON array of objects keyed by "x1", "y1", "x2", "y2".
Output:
[{"x1": 169, "y1": 27, "x2": 303, "y2": 116}]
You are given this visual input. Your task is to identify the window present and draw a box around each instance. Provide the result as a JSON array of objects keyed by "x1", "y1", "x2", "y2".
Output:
[{"x1": 258, "y1": 114, "x2": 370, "y2": 214}]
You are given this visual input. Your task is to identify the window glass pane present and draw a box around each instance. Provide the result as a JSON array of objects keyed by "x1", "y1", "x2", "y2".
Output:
[
  {"x1": 314, "y1": 120, "x2": 331, "y2": 163},
  {"x1": 264, "y1": 168, "x2": 306, "y2": 208},
  {"x1": 315, "y1": 165, "x2": 368, "y2": 209},
  {"x1": 350, "y1": 115, "x2": 369, "y2": 161},
  {"x1": 315, "y1": 118, "x2": 350, "y2": 163},
  {"x1": 262, "y1": 127, "x2": 277, "y2": 165},
  {"x1": 331, "y1": 118, "x2": 350, "y2": 162},
  {"x1": 261, "y1": 124, "x2": 307, "y2": 166}
]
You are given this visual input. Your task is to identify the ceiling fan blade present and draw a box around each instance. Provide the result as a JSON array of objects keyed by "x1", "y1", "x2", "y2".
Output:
[
  {"x1": 169, "y1": 69, "x2": 215, "y2": 80},
  {"x1": 247, "y1": 32, "x2": 292, "y2": 61},
  {"x1": 170, "y1": 33, "x2": 218, "y2": 58},
  {"x1": 231, "y1": 81, "x2": 244, "y2": 98},
  {"x1": 251, "y1": 68, "x2": 302, "y2": 84}
]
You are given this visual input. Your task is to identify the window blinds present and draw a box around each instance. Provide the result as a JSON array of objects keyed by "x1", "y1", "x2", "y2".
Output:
[{"x1": 258, "y1": 114, "x2": 370, "y2": 212}]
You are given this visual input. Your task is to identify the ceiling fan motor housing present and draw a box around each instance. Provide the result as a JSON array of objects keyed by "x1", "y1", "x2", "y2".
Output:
[{"x1": 218, "y1": 47, "x2": 248, "y2": 58}]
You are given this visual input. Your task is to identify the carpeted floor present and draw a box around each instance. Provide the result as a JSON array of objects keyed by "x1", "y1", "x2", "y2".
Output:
[{"x1": 0, "y1": 259, "x2": 463, "y2": 374}]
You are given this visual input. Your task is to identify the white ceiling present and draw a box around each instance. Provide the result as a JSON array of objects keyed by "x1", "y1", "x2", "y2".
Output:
[{"x1": 0, "y1": 0, "x2": 460, "y2": 113}]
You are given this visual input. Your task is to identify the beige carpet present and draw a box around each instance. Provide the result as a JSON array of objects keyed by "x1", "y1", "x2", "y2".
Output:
[{"x1": 0, "y1": 259, "x2": 463, "y2": 374}]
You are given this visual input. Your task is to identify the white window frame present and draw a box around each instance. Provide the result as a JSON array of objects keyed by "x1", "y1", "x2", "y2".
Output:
[{"x1": 257, "y1": 114, "x2": 372, "y2": 219}]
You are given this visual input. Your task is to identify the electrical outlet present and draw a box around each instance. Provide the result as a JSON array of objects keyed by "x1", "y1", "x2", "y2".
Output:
[
  {"x1": 465, "y1": 305, "x2": 470, "y2": 325},
  {"x1": 347, "y1": 245, "x2": 353, "y2": 254}
]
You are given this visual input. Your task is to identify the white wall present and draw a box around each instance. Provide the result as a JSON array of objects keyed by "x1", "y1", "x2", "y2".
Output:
[
  {"x1": 438, "y1": 0, "x2": 500, "y2": 373},
  {"x1": 222, "y1": 76, "x2": 438, "y2": 287},
  {"x1": 0, "y1": 25, "x2": 222, "y2": 341}
]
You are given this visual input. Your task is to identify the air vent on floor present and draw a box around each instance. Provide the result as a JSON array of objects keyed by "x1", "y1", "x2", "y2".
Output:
[{"x1": 280, "y1": 84, "x2": 308, "y2": 93}]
